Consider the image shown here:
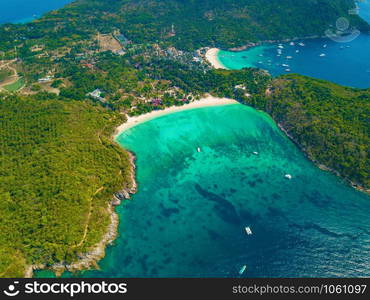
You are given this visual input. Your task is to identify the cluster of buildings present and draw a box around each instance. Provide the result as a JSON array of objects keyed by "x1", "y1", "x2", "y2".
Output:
[
  {"x1": 234, "y1": 84, "x2": 252, "y2": 98},
  {"x1": 150, "y1": 98, "x2": 162, "y2": 106},
  {"x1": 147, "y1": 44, "x2": 207, "y2": 69}
]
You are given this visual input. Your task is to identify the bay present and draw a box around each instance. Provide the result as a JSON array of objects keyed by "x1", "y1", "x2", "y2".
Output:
[
  {"x1": 217, "y1": 1, "x2": 370, "y2": 88},
  {"x1": 37, "y1": 104, "x2": 370, "y2": 278},
  {"x1": 0, "y1": 0, "x2": 73, "y2": 24}
]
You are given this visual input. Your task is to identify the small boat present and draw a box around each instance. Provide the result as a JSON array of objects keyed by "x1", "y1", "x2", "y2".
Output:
[
  {"x1": 323, "y1": 44, "x2": 327, "y2": 48},
  {"x1": 286, "y1": 56, "x2": 293, "y2": 59},
  {"x1": 295, "y1": 50, "x2": 300, "y2": 53},
  {"x1": 258, "y1": 61, "x2": 263, "y2": 64},
  {"x1": 253, "y1": 151, "x2": 259, "y2": 155},
  {"x1": 289, "y1": 42, "x2": 295, "y2": 46},
  {"x1": 245, "y1": 226, "x2": 253, "y2": 235},
  {"x1": 285, "y1": 68, "x2": 291, "y2": 72},
  {"x1": 197, "y1": 147, "x2": 201, "y2": 152},
  {"x1": 299, "y1": 42, "x2": 305, "y2": 47},
  {"x1": 285, "y1": 174, "x2": 292, "y2": 180},
  {"x1": 278, "y1": 45, "x2": 284, "y2": 49},
  {"x1": 239, "y1": 265, "x2": 247, "y2": 275},
  {"x1": 282, "y1": 63, "x2": 289, "y2": 67},
  {"x1": 319, "y1": 53, "x2": 326, "y2": 57}
]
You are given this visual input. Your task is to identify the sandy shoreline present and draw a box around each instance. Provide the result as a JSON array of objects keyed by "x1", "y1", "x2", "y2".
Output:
[
  {"x1": 205, "y1": 48, "x2": 227, "y2": 69},
  {"x1": 114, "y1": 96, "x2": 239, "y2": 138}
]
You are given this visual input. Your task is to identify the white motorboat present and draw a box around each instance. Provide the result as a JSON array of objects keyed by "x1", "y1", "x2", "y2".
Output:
[{"x1": 239, "y1": 265, "x2": 247, "y2": 275}]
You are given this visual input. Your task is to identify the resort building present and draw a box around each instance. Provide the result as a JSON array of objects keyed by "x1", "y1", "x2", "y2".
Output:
[{"x1": 87, "y1": 89, "x2": 106, "y2": 102}]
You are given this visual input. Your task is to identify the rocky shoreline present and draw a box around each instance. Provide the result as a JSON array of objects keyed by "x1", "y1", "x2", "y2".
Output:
[
  {"x1": 277, "y1": 123, "x2": 369, "y2": 195},
  {"x1": 25, "y1": 148, "x2": 138, "y2": 278}
]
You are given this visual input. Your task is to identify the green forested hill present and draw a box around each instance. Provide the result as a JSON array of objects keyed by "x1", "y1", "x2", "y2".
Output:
[
  {"x1": 0, "y1": 94, "x2": 132, "y2": 277},
  {"x1": 114, "y1": 0, "x2": 369, "y2": 49},
  {"x1": 248, "y1": 75, "x2": 369, "y2": 190},
  {"x1": 0, "y1": 0, "x2": 367, "y2": 52}
]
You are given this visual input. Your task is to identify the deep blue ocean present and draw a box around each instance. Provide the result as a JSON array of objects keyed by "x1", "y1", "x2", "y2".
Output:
[
  {"x1": 0, "y1": 0, "x2": 73, "y2": 24},
  {"x1": 218, "y1": 1, "x2": 370, "y2": 88}
]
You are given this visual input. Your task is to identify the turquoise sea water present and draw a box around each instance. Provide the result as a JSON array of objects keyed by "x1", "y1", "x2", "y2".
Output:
[
  {"x1": 37, "y1": 104, "x2": 369, "y2": 278},
  {"x1": 0, "y1": 0, "x2": 73, "y2": 24},
  {"x1": 218, "y1": 2, "x2": 370, "y2": 88}
]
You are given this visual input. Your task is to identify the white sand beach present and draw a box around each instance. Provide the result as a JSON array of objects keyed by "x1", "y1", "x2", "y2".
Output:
[
  {"x1": 114, "y1": 96, "x2": 239, "y2": 138},
  {"x1": 205, "y1": 48, "x2": 226, "y2": 69}
]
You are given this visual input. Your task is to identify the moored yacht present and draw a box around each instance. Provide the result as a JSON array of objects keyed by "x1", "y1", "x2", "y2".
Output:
[{"x1": 245, "y1": 226, "x2": 253, "y2": 235}]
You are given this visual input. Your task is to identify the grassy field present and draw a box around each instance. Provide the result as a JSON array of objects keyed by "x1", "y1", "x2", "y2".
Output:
[{"x1": 4, "y1": 78, "x2": 25, "y2": 92}]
